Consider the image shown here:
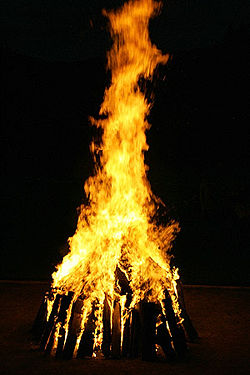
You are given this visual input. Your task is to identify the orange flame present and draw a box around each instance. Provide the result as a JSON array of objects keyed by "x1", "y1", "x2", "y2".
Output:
[{"x1": 50, "y1": 0, "x2": 180, "y2": 354}]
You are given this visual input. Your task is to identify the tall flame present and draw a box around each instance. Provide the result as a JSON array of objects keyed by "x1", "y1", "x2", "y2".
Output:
[{"x1": 50, "y1": 0, "x2": 180, "y2": 353}]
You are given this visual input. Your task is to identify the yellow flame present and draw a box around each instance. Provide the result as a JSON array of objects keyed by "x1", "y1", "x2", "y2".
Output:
[{"x1": 50, "y1": 0, "x2": 181, "y2": 353}]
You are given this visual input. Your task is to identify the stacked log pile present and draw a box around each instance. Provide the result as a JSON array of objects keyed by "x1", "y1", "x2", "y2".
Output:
[{"x1": 32, "y1": 280, "x2": 197, "y2": 361}]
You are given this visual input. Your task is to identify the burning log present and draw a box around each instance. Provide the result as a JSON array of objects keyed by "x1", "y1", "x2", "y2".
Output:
[
  {"x1": 55, "y1": 292, "x2": 74, "y2": 358},
  {"x1": 33, "y1": 284, "x2": 196, "y2": 361},
  {"x1": 32, "y1": 291, "x2": 51, "y2": 341},
  {"x1": 40, "y1": 293, "x2": 62, "y2": 352},
  {"x1": 102, "y1": 295, "x2": 111, "y2": 358},
  {"x1": 111, "y1": 300, "x2": 121, "y2": 358},
  {"x1": 156, "y1": 322, "x2": 175, "y2": 360},
  {"x1": 129, "y1": 308, "x2": 141, "y2": 358},
  {"x1": 162, "y1": 291, "x2": 187, "y2": 358},
  {"x1": 77, "y1": 307, "x2": 96, "y2": 358},
  {"x1": 63, "y1": 298, "x2": 84, "y2": 359},
  {"x1": 141, "y1": 302, "x2": 158, "y2": 361},
  {"x1": 43, "y1": 292, "x2": 74, "y2": 357},
  {"x1": 176, "y1": 280, "x2": 198, "y2": 342},
  {"x1": 121, "y1": 312, "x2": 131, "y2": 357}
]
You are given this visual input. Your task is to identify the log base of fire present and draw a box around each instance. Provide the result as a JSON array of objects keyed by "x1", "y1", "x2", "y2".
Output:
[{"x1": 32, "y1": 281, "x2": 197, "y2": 362}]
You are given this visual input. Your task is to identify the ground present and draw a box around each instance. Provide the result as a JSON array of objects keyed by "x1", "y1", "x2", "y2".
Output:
[{"x1": 0, "y1": 281, "x2": 249, "y2": 375}]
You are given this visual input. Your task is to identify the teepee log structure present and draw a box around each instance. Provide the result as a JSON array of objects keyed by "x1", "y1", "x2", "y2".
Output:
[{"x1": 32, "y1": 281, "x2": 197, "y2": 361}]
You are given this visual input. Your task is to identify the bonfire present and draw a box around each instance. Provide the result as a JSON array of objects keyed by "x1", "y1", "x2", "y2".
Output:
[{"x1": 33, "y1": 0, "x2": 197, "y2": 361}]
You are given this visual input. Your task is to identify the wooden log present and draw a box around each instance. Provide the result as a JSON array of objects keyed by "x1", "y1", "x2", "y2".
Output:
[
  {"x1": 176, "y1": 280, "x2": 198, "y2": 342},
  {"x1": 55, "y1": 292, "x2": 74, "y2": 358},
  {"x1": 156, "y1": 322, "x2": 176, "y2": 360},
  {"x1": 40, "y1": 293, "x2": 62, "y2": 351},
  {"x1": 32, "y1": 291, "x2": 50, "y2": 341},
  {"x1": 111, "y1": 300, "x2": 121, "y2": 358},
  {"x1": 77, "y1": 308, "x2": 96, "y2": 358},
  {"x1": 45, "y1": 293, "x2": 74, "y2": 357},
  {"x1": 35, "y1": 284, "x2": 191, "y2": 362},
  {"x1": 102, "y1": 295, "x2": 111, "y2": 358},
  {"x1": 115, "y1": 267, "x2": 132, "y2": 295},
  {"x1": 163, "y1": 291, "x2": 187, "y2": 358},
  {"x1": 45, "y1": 321, "x2": 61, "y2": 355},
  {"x1": 63, "y1": 298, "x2": 84, "y2": 359},
  {"x1": 128, "y1": 308, "x2": 141, "y2": 358},
  {"x1": 141, "y1": 302, "x2": 157, "y2": 361},
  {"x1": 121, "y1": 314, "x2": 130, "y2": 358},
  {"x1": 121, "y1": 293, "x2": 132, "y2": 358}
]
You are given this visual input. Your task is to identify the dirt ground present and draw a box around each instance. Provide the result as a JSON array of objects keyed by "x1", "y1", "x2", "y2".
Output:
[{"x1": 0, "y1": 281, "x2": 249, "y2": 375}]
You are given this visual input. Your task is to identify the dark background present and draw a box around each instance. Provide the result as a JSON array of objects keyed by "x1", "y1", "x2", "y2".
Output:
[{"x1": 1, "y1": 0, "x2": 249, "y2": 285}]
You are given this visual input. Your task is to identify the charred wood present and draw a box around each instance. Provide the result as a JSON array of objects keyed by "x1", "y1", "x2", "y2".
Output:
[
  {"x1": 32, "y1": 291, "x2": 50, "y2": 341},
  {"x1": 111, "y1": 300, "x2": 121, "y2": 358},
  {"x1": 121, "y1": 293, "x2": 133, "y2": 357},
  {"x1": 63, "y1": 298, "x2": 84, "y2": 359},
  {"x1": 141, "y1": 302, "x2": 157, "y2": 361},
  {"x1": 176, "y1": 280, "x2": 198, "y2": 342},
  {"x1": 45, "y1": 293, "x2": 73, "y2": 356},
  {"x1": 163, "y1": 291, "x2": 187, "y2": 358},
  {"x1": 156, "y1": 322, "x2": 175, "y2": 360},
  {"x1": 121, "y1": 315, "x2": 130, "y2": 357},
  {"x1": 77, "y1": 308, "x2": 96, "y2": 358},
  {"x1": 128, "y1": 308, "x2": 141, "y2": 358},
  {"x1": 115, "y1": 267, "x2": 132, "y2": 295},
  {"x1": 102, "y1": 295, "x2": 111, "y2": 358},
  {"x1": 40, "y1": 293, "x2": 62, "y2": 352},
  {"x1": 55, "y1": 292, "x2": 74, "y2": 358}
]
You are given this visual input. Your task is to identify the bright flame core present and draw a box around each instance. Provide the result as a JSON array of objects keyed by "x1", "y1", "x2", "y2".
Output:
[{"x1": 50, "y1": 0, "x2": 180, "y2": 353}]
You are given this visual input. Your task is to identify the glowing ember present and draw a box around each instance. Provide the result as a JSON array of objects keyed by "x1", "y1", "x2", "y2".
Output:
[{"x1": 46, "y1": 0, "x2": 182, "y2": 357}]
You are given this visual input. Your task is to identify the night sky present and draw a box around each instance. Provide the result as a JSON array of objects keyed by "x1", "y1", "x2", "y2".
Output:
[{"x1": 1, "y1": 0, "x2": 249, "y2": 285}]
